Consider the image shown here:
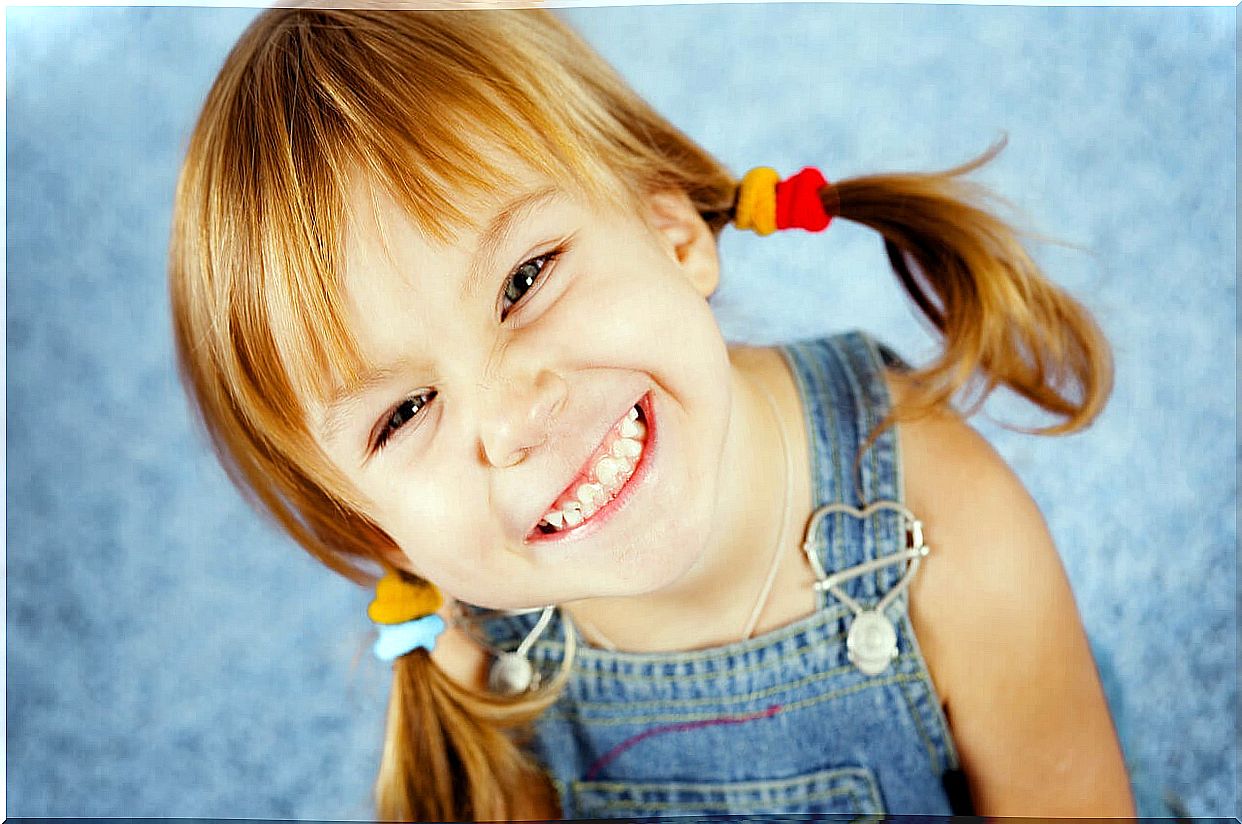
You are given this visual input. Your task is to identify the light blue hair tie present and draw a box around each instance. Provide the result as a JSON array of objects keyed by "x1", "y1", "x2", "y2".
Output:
[{"x1": 372, "y1": 613, "x2": 446, "y2": 662}]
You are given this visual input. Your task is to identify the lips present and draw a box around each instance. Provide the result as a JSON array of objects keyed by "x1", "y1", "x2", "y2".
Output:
[{"x1": 525, "y1": 394, "x2": 653, "y2": 543}]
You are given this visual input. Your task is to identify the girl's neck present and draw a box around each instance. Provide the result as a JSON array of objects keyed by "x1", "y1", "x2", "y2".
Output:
[{"x1": 563, "y1": 345, "x2": 818, "y2": 653}]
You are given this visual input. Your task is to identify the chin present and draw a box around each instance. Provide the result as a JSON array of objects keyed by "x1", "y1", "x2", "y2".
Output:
[{"x1": 602, "y1": 507, "x2": 718, "y2": 599}]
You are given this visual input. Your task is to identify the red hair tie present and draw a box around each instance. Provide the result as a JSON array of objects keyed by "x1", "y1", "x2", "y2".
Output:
[
  {"x1": 775, "y1": 167, "x2": 833, "y2": 232},
  {"x1": 735, "y1": 166, "x2": 835, "y2": 236}
]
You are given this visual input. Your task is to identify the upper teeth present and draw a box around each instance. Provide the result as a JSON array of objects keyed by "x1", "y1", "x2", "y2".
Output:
[
  {"x1": 595, "y1": 456, "x2": 622, "y2": 488},
  {"x1": 537, "y1": 404, "x2": 648, "y2": 533},
  {"x1": 612, "y1": 437, "x2": 642, "y2": 459}
]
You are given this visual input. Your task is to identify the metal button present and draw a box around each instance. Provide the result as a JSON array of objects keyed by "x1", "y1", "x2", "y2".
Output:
[{"x1": 847, "y1": 610, "x2": 898, "y2": 676}]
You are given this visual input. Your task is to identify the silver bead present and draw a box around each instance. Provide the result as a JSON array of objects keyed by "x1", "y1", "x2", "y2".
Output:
[{"x1": 488, "y1": 652, "x2": 537, "y2": 696}]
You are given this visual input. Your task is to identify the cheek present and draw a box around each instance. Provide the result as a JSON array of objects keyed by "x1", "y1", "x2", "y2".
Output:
[
  {"x1": 575, "y1": 241, "x2": 727, "y2": 370},
  {"x1": 367, "y1": 476, "x2": 490, "y2": 589}
]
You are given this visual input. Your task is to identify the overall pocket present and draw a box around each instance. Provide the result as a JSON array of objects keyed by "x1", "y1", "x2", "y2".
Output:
[{"x1": 572, "y1": 764, "x2": 885, "y2": 817}]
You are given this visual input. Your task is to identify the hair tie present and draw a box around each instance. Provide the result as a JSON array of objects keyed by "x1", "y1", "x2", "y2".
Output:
[
  {"x1": 368, "y1": 568, "x2": 446, "y2": 661},
  {"x1": 734, "y1": 166, "x2": 835, "y2": 235}
]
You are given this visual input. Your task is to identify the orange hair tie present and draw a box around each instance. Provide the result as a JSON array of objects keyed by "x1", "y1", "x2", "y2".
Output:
[
  {"x1": 735, "y1": 166, "x2": 835, "y2": 235},
  {"x1": 367, "y1": 568, "x2": 443, "y2": 625},
  {"x1": 734, "y1": 166, "x2": 781, "y2": 235}
]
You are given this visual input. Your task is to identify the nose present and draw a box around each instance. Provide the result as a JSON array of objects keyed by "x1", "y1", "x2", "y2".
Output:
[{"x1": 478, "y1": 369, "x2": 568, "y2": 468}]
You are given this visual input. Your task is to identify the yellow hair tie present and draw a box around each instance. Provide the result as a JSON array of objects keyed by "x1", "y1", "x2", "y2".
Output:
[
  {"x1": 367, "y1": 568, "x2": 443, "y2": 625},
  {"x1": 734, "y1": 166, "x2": 780, "y2": 236}
]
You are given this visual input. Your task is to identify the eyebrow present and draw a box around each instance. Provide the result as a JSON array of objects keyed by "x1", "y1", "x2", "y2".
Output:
[
  {"x1": 461, "y1": 184, "x2": 564, "y2": 301},
  {"x1": 319, "y1": 362, "x2": 410, "y2": 446}
]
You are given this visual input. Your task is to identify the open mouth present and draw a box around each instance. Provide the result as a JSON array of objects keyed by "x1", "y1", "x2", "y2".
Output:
[{"x1": 528, "y1": 396, "x2": 651, "y2": 540}]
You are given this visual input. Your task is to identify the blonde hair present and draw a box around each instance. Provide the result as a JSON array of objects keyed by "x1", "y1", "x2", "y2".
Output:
[{"x1": 169, "y1": 8, "x2": 1110, "y2": 820}]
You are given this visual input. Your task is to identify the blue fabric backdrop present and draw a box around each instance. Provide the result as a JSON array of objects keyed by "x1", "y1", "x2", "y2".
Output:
[{"x1": 6, "y1": 4, "x2": 1236, "y2": 817}]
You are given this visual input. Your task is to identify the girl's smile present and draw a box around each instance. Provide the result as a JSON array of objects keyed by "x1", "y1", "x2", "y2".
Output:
[{"x1": 526, "y1": 393, "x2": 653, "y2": 543}]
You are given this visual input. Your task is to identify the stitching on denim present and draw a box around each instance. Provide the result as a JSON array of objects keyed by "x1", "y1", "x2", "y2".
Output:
[
  {"x1": 566, "y1": 655, "x2": 856, "y2": 711},
  {"x1": 852, "y1": 333, "x2": 884, "y2": 597},
  {"x1": 818, "y1": 343, "x2": 851, "y2": 578},
  {"x1": 828, "y1": 335, "x2": 865, "y2": 505},
  {"x1": 829, "y1": 335, "x2": 875, "y2": 599},
  {"x1": 578, "y1": 769, "x2": 877, "y2": 813},
  {"x1": 591, "y1": 785, "x2": 854, "y2": 815},
  {"x1": 531, "y1": 626, "x2": 846, "y2": 678},
  {"x1": 859, "y1": 333, "x2": 892, "y2": 597},
  {"x1": 855, "y1": 766, "x2": 887, "y2": 815},
  {"x1": 884, "y1": 598, "x2": 933, "y2": 768},
  {"x1": 844, "y1": 785, "x2": 874, "y2": 820},
  {"x1": 898, "y1": 609, "x2": 961, "y2": 771},
  {"x1": 546, "y1": 667, "x2": 923, "y2": 726},
  {"x1": 869, "y1": 336, "x2": 904, "y2": 589},
  {"x1": 894, "y1": 641, "x2": 941, "y2": 772},
  {"x1": 792, "y1": 340, "x2": 836, "y2": 510},
  {"x1": 588, "y1": 785, "x2": 859, "y2": 815},
  {"x1": 530, "y1": 615, "x2": 851, "y2": 682},
  {"x1": 579, "y1": 765, "x2": 873, "y2": 795},
  {"x1": 795, "y1": 341, "x2": 836, "y2": 574},
  {"x1": 841, "y1": 336, "x2": 885, "y2": 594}
]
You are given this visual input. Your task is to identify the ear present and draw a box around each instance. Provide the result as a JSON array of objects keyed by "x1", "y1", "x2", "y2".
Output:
[{"x1": 643, "y1": 189, "x2": 720, "y2": 298}]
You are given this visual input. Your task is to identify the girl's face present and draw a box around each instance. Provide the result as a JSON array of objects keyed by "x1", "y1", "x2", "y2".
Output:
[{"x1": 311, "y1": 167, "x2": 735, "y2": 612}]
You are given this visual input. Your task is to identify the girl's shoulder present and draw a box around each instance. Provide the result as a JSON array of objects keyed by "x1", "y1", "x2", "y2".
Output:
[{"x1": 884, "y1": 369, "x2": 1134, "y2": 813}]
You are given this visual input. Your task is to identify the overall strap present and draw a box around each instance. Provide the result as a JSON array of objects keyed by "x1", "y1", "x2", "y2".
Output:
[{"x1": 780, "y1": 332, "x2": 915, "y2": 613}]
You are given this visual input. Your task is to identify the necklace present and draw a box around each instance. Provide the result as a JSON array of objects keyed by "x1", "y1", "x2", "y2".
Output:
[
  {"x1": 573, "y1": 374, "x2": 795, "y2": 651},
  {"x1": 739, "y1": 377, "x2": 795, "y2": 640}
]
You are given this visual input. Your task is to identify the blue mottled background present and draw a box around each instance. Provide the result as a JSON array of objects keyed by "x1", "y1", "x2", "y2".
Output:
[{"x1": 5, "y1": 4, "x2": 1236, "y2": 818}]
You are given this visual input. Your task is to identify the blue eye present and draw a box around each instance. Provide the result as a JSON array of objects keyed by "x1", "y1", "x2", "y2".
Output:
[
  {"x1": 374, "y1": 390, "x2": 436, "y2": 451},
  {"x1": 501, "y1": 249, "x2": 562, "y2": 319}
]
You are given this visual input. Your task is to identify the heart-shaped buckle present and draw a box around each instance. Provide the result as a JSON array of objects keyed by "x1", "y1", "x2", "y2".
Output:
[{"x1": 800, "y1": 500, "x2": 929, "y2": 676}]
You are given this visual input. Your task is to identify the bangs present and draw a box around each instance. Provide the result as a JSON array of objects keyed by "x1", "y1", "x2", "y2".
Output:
[{"x1": 222, "y1": 10, "x2": 631, "y2": 411}]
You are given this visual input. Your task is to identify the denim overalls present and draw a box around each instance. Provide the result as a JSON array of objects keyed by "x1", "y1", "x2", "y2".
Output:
[{"x1": 467, "y1": 332, "x2": 967, "y2": 817}]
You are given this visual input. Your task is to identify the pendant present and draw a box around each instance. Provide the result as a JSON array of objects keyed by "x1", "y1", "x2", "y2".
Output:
[
  {"x1": 846, "y1": 610, "x2": 898, "y2": 676},
  {"x1": 488, "y1": 651, "x2": 538, "y2": 696}
]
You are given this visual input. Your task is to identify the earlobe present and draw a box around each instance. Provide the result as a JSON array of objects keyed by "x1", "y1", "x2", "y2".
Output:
[{"x1": 644, "y1": 189, "x2": 720, "y2": 298}]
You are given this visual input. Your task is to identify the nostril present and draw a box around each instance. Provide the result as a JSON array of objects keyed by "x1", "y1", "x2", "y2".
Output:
[{"x1": 479, "y1": 369, "x2": 567, "y2": 467}]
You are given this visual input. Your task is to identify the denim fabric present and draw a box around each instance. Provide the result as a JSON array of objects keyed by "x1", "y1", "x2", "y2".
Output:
[{"x1": 468, "y1": 332, "x2": 962, "y2": 817}]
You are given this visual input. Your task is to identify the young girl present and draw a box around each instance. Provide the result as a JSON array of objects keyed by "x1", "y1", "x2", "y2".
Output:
[{"x1": 169, "y1": 8, "x2": 1135, "y2": 820}]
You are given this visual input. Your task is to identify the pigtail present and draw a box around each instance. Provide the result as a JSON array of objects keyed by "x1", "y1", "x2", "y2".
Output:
[
  {"x1": 375, "y1": 624, "x2": 575, "y2": 821},
  {"x1": 829, "y1": 136, "x2": 1113, "y2": 435}
]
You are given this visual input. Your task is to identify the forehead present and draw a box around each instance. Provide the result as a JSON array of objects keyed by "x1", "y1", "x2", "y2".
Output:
[
  {"x1": 336, "y1": 166, "x2": 571, "y2": 325},
  {"x1": 343, "y1": 166, "x2": 563, "y2": 271}
]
